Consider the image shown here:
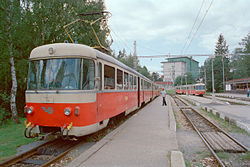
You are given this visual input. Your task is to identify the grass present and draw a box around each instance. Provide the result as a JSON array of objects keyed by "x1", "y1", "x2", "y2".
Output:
[
  {"x1": 240, "y1": 152, "x2": 250, "y2": 160},
  {"x1": 166, "y1": 89, "x2": 175, "y2": 95},
  {"x1": 217, "y1": 152, "x2": 229, "y2": 159},
  {"x1": 0, "y1": 118, "x2": 38, "y2": 161},
  {"x1": 196, "y1": 151, "x2": 202, "y2": 154},
  {"x1": 173, "y1": 110, "x2": 180, "y2": 129},
  {"x1": 185, "y1": 161, "x2": 191, "y2": 167}
]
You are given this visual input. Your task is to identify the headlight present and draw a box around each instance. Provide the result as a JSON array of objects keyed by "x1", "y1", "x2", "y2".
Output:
[
  {"x1": 64, "y1": 108, "x2": 71, "y2": 116},
  {"x1": 27, "y1": 107, "x2": 33, "y2": 114}
]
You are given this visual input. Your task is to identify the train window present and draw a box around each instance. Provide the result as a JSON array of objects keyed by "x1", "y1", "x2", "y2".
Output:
[
  {"x1": 104, "y1": 65, "x2": 115, "y2": 89},
  {"x1": 148, "y1": 82, "x2": 151, "y2": 89},
  {"x1": 82, "y1": 59, "x2": 95, "y2": 90},
  {"x1": 124, "y1": 72, "x2": 129, "y2": 90},
  {"x1": 98, "y1": 62, "x2": 102, "y2": 90},
  {"x1": 28, "y1": 58, "x2": 82, "y2": 90},
  {"x1": 129, "y1": 74, "x2": 133, "y2": 90},
  {"x1": 144, "y1": 80, "x2": 149, "y2": 90},
  {"x1": 134, "y1": 76, "x2": 137, "y2": 90},
  {"x1": 117, "y1": 69, "x2": 123, "y2": 90}
]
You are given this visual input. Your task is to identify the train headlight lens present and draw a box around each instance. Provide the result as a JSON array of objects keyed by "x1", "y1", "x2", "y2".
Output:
[
  {"x1": 64, "y1": 108, "x2": 71, "y2": 116},
  {"x1": 27, "y1": 107, "x2": 33, "y2": 114}
]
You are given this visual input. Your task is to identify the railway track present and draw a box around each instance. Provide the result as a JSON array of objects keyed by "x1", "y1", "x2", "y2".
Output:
[
  {"x1": 0, "y1": 138, "x2": 81, "y2": 167},
  {"x1": 172, "y1": 95, "x2": 249, "y2": 167}
]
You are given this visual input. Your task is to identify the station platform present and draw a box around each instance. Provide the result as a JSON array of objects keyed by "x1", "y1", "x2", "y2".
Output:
[
  {"x1": 215, "y1": 93, "x2": 250, "y2": 99},
  {"x1": 67, "y1": 97, "x2": 180, "y2": 167},
  {"x1": 180, "y1": 95, "x2": 250, "y2": 133}
]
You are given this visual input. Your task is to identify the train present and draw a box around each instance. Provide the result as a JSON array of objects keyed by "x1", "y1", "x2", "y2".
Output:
[
  {"x1": 175, "y1": 83, "x2": 206, "y2": 96},
  {"x1": 24, "y1": 43, "x2": 160, "y2": 139}
]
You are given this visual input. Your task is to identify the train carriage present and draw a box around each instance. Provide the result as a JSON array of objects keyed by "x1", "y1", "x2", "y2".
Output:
[
  {"x1": 175, "y1": 83, "x2": 206, "y2": 96},
  {"x1": 24, "y1": 43, "x2": 159, "y2": 139}
]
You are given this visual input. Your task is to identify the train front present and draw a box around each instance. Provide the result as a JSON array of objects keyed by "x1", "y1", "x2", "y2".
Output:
[{"x1": 24, "y1": 43, "x2": 100, "y2": 139}]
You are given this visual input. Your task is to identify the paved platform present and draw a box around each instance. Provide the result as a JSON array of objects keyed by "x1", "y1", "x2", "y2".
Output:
[
  {"x1": 215, "y1": 93, "x2": 250, "y2": 99},
  {"x1": 68, "y1": 97, "x2": 179, "y2": 167}
]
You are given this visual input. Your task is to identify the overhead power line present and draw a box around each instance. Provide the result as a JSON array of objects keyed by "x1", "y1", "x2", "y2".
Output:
[
  {"x1": 181, "y1": 0, "x2": 205, "y2": 54},
  {"x1": 109, "y1": 25, "x2": 133, "y2": 54},
  {"x1": 183, "y1": 0, "x2": 214, "y2": 54},
  {"x1": 137, "y1": 53, "x2": 250, "y2": 58}
]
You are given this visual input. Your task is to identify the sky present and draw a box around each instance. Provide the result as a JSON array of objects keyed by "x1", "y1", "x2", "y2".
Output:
[{"x1": 105, "y1": 0, "x2": 250, "y2": 74}]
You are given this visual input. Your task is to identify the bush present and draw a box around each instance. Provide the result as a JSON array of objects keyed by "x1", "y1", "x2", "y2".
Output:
[{"x1": 0, "y1": 92, "x2": 11, "y2": 125}]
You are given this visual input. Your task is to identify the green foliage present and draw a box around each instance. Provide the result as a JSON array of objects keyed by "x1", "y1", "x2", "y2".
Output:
[
  {"x1": 151, "y1": 72, "x2": 163, "y2": 81},
  {"x1": 0, "y1": 92, "x2": 11, "y2": 125},
  {"x1": 0, "y1": 0, "x2": 108, "y2": 123},
  {"x1": 0, "y1": 118, "x2": 38, "y2": 161},
  {"x1": 115, "y1": 49, "x2": 152, "y2": 79},
  {"x1": 231, "y1": 32, "x2": 250, "y2": 79},
  {"x1": 240, "y1": 152, "x2": 250, "y2": 160},
  {"x1": 202, "y1": 34, "x2": 230, "y2": 92},
  {"x1": 174, "y1": 72, "x2": 195, "y2": 86},
  {"x1": 217, "y1": 152, "x2": 229, "y2": 159}
]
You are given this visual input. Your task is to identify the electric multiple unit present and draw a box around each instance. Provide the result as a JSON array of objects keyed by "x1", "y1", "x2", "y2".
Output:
[
  {"x1": 24, "y1": 43, "x2": 159, "y2": 139},
  {"x1": 175, "y1": 83, "x2": 206, "y2": 96}
]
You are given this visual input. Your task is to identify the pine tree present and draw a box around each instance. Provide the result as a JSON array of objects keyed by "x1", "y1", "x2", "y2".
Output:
[
  {"x1": 213, "y1": 33, "x2": 229, "y2": 92},
  {"x1": 231, "y1": 32, "x2": 250, "y2": 79}
]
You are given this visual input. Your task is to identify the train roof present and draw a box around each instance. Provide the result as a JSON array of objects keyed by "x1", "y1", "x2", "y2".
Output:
[
  {"x1": 30, "y1": 43, "x2": 152, "y2": 83},
  {"x1": 175, "y1": 83, "x2": 205, "y2": 87}
]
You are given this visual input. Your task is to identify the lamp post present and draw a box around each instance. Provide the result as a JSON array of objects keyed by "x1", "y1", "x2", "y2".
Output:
[
  {"x1": 210, "y1": 55, "x2": 215, "y2": 103},
  {"x1": 184, "y1": 74, "x2": 187, "y2": 95},
  {"x1": 222, "y1": 55, "x2": 225, "y2": 92}
]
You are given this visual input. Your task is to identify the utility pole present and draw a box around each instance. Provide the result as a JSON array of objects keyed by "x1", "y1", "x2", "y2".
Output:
[
  {"x1": 211, "y1": 56, "x2": 215, "y2": 103},
  {"x1": 204, "y1": 67, "x2": 207, "y2": 86},
  {"x1": 222, "y1": 56, "x2": 225, "y2": 92},
  {"x1": 133, "y1": 41, "x2": 137, "y2": 70}
]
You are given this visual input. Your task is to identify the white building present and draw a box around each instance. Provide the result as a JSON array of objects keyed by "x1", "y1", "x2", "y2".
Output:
[{"x1": 161, "y1": 61, "x2": 186, "y2": 82}]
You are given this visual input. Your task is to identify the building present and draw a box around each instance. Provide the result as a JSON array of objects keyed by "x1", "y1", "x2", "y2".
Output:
[
  {"x1": 161, "y1": 57, "x2": 199, "y2": 83},
  {"x1": 155, "y1": 81, "x2": 173, "y2": 90},
  {"x1": 226, "y1": 77, "x2": 250, "y2": 94}
]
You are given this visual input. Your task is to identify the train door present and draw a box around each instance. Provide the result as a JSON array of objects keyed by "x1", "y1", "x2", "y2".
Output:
[
  {"x1": 151, "y1": 83, "x2": 153, "y2": 98},
  {"x1": 96, "y1": 61, "x2": 102, "y2": 121},
  {"x1": 141, "y1": 79, "x2": 144, "y2": 104},
  {"x1": 138, "y1": 77, "x2": 140, "y2": 107}
]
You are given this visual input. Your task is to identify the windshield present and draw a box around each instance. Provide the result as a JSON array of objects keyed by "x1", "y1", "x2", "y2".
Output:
[
  {"x1": 196, "y1": 85, "x2": 205, "y2": 90},
  {"x1": 28, "y1": 58, "x2": 82, "y2": 90}
]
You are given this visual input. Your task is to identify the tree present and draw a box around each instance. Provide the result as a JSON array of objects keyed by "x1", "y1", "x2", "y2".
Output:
[
  {"x1": 0, "y1": 1, "x2": 23, "y2": 124},
  {"x1": 231, "y1": 32, "x2": 250, "y2": 79},
  {"x1": 0, "y1": 0, "x2": 109, "y2": 124},
  {"x1": 174, "y1": 72, "x2": 195, "y2": 86},
  {"x1": 203, "y1": 34, "x2": 229, "y2": 92},
  {"x1": 138, "y1": 66, "x2": 151, "y2": 79},
  {"x1": 152, "y1": 72, "x2": 162, "y2": 81},
  {"x1": 214, "y1": 33, "x2": 229, "y2": 91}
]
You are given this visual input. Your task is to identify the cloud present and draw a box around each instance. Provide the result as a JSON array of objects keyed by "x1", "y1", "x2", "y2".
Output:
[{"x1": 106, "y1": 0, "x2": 250, "y2": 72}]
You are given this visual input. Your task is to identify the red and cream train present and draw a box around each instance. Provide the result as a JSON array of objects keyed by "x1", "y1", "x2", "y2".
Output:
[
  {"x1": 24, "y1": 43, "x2": 159, "y2": 139},
  {"x1": 175, "y1": 83, "x2": 206, "y2": 96}
]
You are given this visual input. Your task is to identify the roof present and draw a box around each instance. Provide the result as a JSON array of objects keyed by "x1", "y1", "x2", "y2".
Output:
[
  {"x1": 163, "y1": 56, "x2": 199, "y2": 63},
  {"x1": 226, "y1": 77, "x2": 250, "y2": 84},
  {"x1": 30, "y1": 43, "x2": 96, "y2": 59},
  {"x1": 155, "y1": 81, "x2": 173, "y2": 85}
]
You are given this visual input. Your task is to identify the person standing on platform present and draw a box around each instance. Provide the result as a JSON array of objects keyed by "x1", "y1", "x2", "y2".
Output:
[
  {"x1": 247, "y1": 88, "x2": 250, "y2": 97},
  {"x1": 161, "y1": 88, "x2": 167, "y2": 106}
]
